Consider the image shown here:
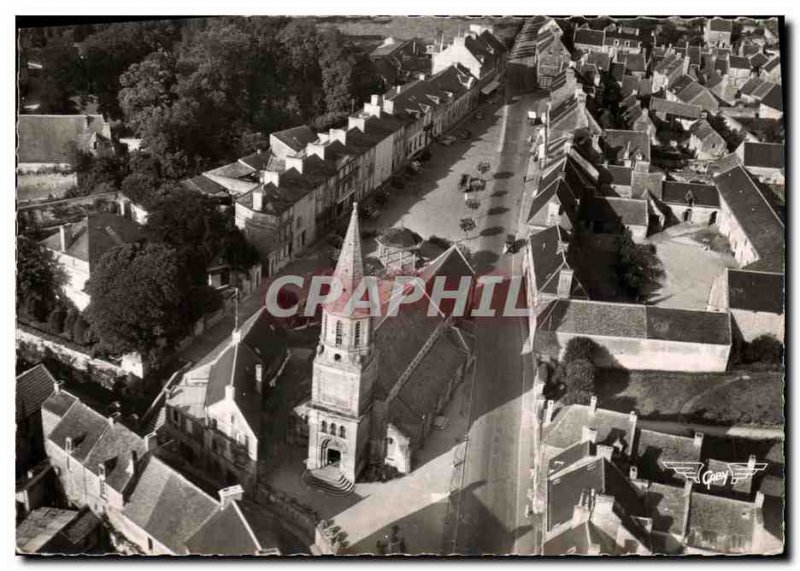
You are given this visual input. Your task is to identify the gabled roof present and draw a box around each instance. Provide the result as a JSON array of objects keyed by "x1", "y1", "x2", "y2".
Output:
[
  {"x1": 727, "y1": 269, "x2": 784, "y2": 314},
  {"x1": 545, "y1": 403, "x2": 635, "y2": 451},
  {"x1": 603, "y1": 129, "x2": 651, "y2": 163},
  {"x1": 708, "y1": 18, "x2": 734, "y2": 33},
  {"x1": 729, "y1": 55, "x2": 751, "y2": 70},
  {"x1": 16, "y1": 363, "x2": 55, "y2": 422},
  {"x1": 574, "y1": 28, "x2": 605, "y2": 47},
  {"x1": 584, "y1": 196, "x2": 648, "y2": 227},
  {"x1": 123, "y1": 455, "x2": 260, "y2": 554},
  {"x1": 740, "y1": 76, "x2": 765, "y2": 96},
  {"x1": 762, "y1": 55, "x2": 780, "y2": 73},
  {"x1": 686, "y1": 491, "x2": 759, "y2": 552},
  {"x1": 17, "y1": 114, "x2": 111, "y2": 164},
  {"x1": 40, "y1": 212, "x2": 146, "y2": 266},
  {"x1": 714, "y1": 165, "x2": 784, "y2": 272},
  {"x1": 528, "y1": 225, "x2": 588, "y2": 299},
  {"x1": 634, "y1": 428, "x2": 701, "y2": 483},
  {"x1": 270, "y1": 125, "x2": 318, "y2": 156},
  {"x1": 649, "y1": 97, "x2": 703, "y2": 119},
  {"x1": 181, "y1": 174, "x2": 230, "y2": 199}
]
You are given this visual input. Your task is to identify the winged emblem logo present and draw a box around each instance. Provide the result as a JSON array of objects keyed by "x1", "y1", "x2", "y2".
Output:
[{"x1": 660, "y1": 460, "x2": 768, "y2": 490}]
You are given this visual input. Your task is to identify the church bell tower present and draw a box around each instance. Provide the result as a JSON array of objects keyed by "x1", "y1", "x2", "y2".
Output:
[{"x1": 306, "y1": 204, "x2": 377, "y2": 482}]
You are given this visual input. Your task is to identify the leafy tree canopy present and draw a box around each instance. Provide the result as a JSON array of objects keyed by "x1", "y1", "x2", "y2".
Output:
[{"x1": 16, "y1": 235, "x2": 67, "y2": 322}]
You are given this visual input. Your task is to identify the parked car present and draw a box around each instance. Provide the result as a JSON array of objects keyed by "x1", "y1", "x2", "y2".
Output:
[{"x1": 459, "y1": 173, "x2": 471, "y2": 192}]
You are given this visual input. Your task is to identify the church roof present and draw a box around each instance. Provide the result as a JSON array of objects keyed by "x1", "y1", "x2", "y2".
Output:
[{"x1": 326, "y1": 205, "x2": 368, "y2": 317}]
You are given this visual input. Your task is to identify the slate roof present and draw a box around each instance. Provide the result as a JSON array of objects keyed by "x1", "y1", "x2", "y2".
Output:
[
  {"x1": 742, "y1": 142, "x2": 784, "y2": 170},
  {"x1": 16, "y1": 364, "x2": 55, "y2": 422},
  {"x1": 418, "y1": 244, "x2": 475, "y2": 285},
  {"x1": 760, "y1": 83, "x2": 783, "y2": 111},
  {"x1": 762, "y1": 55, "x2": 780, "y2": 73},
  {"x1": 17, "y1": 114, "x2": 111, "y2": 164},
  {"x1": 645, "y1": 306, "x2": 731, "y2": 345},
  {"x1": 181, "y1": 175, "x2": 230, "y2": 199},
  {"x1": 527, "y1": 225, "x2": 588, "y2": 299},
  {"x1": 575, "y1": 28, "x2": 605, "y2": 47},
  {"x1": 714, "y1": 165, "x2": 784, "y2": 272},
  {"x1": 739, "y1": 77, "x2": 764, "y2": 96},
  {"x1": 662, "y1": 181, "x2": 720, "y2": 207},
  {"x1": 729, "y1": 55, "x2": 751, "y2": 70},
  {"x1": 634, "y1": 429, "x2": 701, "y2": 483},
  {"x1": 727, "y1": 269, "x2": 784, "y2": 314},
  {"x1": 40, "y1": 212, "x2": 146, "y2": 266},
  {"x1": 42, "y1": 389, "x2": 77, "y2": 418}
]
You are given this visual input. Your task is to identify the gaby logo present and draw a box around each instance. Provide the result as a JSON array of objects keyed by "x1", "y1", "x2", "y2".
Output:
[{"x1": 661, "y1": 461, "x2": 768, "y2": 490}]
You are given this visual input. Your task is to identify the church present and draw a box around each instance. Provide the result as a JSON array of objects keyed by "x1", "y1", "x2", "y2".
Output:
[{"x1": 299, "y1": 205, "x2": 475, "y2": 487}]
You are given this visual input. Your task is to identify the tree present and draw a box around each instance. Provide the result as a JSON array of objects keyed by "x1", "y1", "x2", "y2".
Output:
[
  {"x1": 72, "y1": 316, "x2": 90, "y2": 345},
  {"x1": 63, "y1": 307, "x2": 80, "y2": 339},
  {"x1": 613, "y1": 230, "x2": 663, "y2": 301},
  {"x1": 743, "y1": 334, "x2": 783, "y2": 365},
  {"x1": 47, "y1": 306, "x2": 67, "y2": 334},
  {"x1": 459, "y1": 218, "x2": 476, "y2": 239},
  {"x1": 16, "y1": 236, "x2": 66, "y2": 322},
  {"x1": 563, "y1": 337, "x2": 598, "y2": 363},
  {"x1": 85, "y1": 242, "x2": 195, "y2": 354}
]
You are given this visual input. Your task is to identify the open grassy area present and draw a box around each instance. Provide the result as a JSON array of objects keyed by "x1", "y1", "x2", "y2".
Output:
[{"x1": 595, "y1": 368, "x2": 784, "y2": 427}]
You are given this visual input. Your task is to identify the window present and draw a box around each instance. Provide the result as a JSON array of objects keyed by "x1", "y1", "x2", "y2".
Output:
[
  {"x1": 330, "y1": 423, "x2": 337, "y2": 436},
  {"x1": 339, "y1": 426, "x2": 346, "y2": 438},
  {"x1": 147, "y1": 538, "x2": 154, "y2": 552},
  {"x1": 335, "y1": 321, "x2": 343, "y2": 347},
  {"x1": 321, "y1": 421, "x2": 327, "y2": 433},
  {"x1": 354, "y1": 321, "x2": 362, "y2": 347},
  {"x1": 296, "y1": 216, "x2": 303, "y2": 229}
]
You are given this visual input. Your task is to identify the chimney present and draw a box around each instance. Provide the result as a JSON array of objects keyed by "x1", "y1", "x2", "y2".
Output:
[
  {"x1": 349, "y1": 116, "x2": 367, "y2": 132},
  {"x1": 53, "y1": 380, "x2": 63, "y2": 394},
  {"x1": 307, "y1": 142, "x2": 326, "y2": 160},
  {"x1": 557, "y1": 268, "x2": 574, "y2": 299},
  {"x1": 544, "y1": 399, "x2": 555, "y2": 425},
  {"x1": 218, "y1": 484, "x2": 244, "y2": 509},
  {"x1": 261, "y1": 170, "x2": 281, "y2": 187},
  {"x1": 627, "y1": 411, "x2": 638, "y2": 455},
  {"x1": 693, "y1": 431, "x2": 704, "y2": 450},
  {"x1": 581, "y1": 426, "x2": 598, "y2": 443},
  {"x1": 225, "y1": 384, "x2": 235, "y2": 402},
  {"x1": 255, "y1": 364, "x2": 263, "y2": 393},
  {"x1": 755, "y1": 491, "x2": 764, "y2": 508},
  {"x1": 382, "y1": 99, "x2": 395, "y2": 115},
  {"x1": 144, "y1": 432, "x2": 157, "y2": 452},
  {"x1": 98, "y1": 462, "x2": 106, "y2": 480},
  {"x1": 252, "y1": 188, "x2": 264, "y2": 212},
  {"x1": 596, "y1": 444, "x2": 613, "y2": 460},
  {"x1": 630, "y1": 466, "x2": 639, "y2": 481},
  {"x1": 59, "y1": 224, "x2": 71, "y2": 252},
  {"x1": 589, "y1": 395, "x2": 598, "y2": 413},
  {"x1": 571, "y1": 503, "x2": 590, "y2": 527},
  {"x1": 126, "y1": 451, "x2": 138, "y2": 476},
  {"x1": 370, "y1": 94, "x2": 380, "y2": 106},
  {"x1": 285, "y1": 155, "x2": 304, "y2": 174},
  {"x1": 65, "y1": 436, "x2": 74, "y2": 455},
  {"x1": 329, "y1": 128, "x2": 347, "y2": 145},
  {"x1": 575, "y1": 88, "x2": 587, "y2": 105},
  {"x1": 594, "y1": 493, "x2": 614, "y2": 515},
  {"x1": 107, "y1": 411, "x2": 120, "y2": 426}
]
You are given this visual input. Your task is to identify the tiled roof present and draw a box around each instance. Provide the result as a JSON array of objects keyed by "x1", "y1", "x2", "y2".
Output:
[
  {"x1": 662, "y1": 181, "x2": 720, "y2": 207},
  {"x1": 584, "y1": 197, "x2": 648, "y2": 227},
  {"x1": 708, "y1": 18, "x2": 733, "y2": 33},
  {"x1": 184, "y1": 502, "x2": 261, "y2": 555},
  {"x1": 16, "y1": 507, "x2": 80, "y2": 553},
  {"x1": 714, "y1": 165, "x2": 784, "y2": 272},
  {"x1": 16, "y1": 363, "x2": 55, "y2": 422},
  {"x1": 181, "y1": 175, "x2": 230, "y2": 198},
  {"x1": 40, "y1": 212, "x2": 146, "y2": 266},
  {"x1": 17, "y1": 114, "x2": 111, "y2": 164},
  {"x1": 739, "y1": 77, "x2": 764, "y2": 96},
  {"x1": 418, "y1": 244, "x2": 475, "y2": 285},
  {"x1": 686, "y1": 492, "x2": 758, "y2": 551},
  {"x1": 538, "y1": 300, "x2": 732, "y2": 345},
  {"x1": 42, "y1": 389, "x2": 77, "y2": 418},
  {"x1": 122, "y1": 455, "x2": 220, "y2": 554},
  {"x1": 575, "y1": 28, "x2": 605, "y2": 47},
  {"x1": 644, "y1": 482, "x2": 688, "y2": 536},
  {"x1": 545, "y1": 403, "x2": 635, "y2": 451},
  {"x1": 727, "y1": 269, "x2": 784, "y2": 314},
  {"x1": 603, "y1": 129, "x2": 650, "y2": 162},
  {"x1": 270, "y1": 125, "x2": 318, "y2": 155},
  {"x1": 645, "y1": 306, "x2": 730, "y2": 345},
  {"x1": 762, "y1": 55, "x2": 780, "y2": 73},
  {"x1": 729, "y1": 55, "x2": 751, "y2": 70},
  {"x1": 634, "y1": 428, "x2": 701, "y2": 482},
  {"x1": 742, "y1": 142, "x2": 784, "y2": 170},
  {"x1": 649, "y1": 97, "x2": 703, "y2": 119}
]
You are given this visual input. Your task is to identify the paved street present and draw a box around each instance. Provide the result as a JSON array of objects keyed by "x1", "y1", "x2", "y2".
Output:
[{"x1": 452, "y1": 83, "x2": 543, "y2": 555}]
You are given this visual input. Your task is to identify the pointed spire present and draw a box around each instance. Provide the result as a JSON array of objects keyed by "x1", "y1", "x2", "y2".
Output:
[{"x1": 333, "y1": 203, "x2": 364, "y2": 300}]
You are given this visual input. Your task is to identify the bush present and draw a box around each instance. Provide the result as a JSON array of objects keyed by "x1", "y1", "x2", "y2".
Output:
[
  {"x1": 47, "y1": 306, "x2": 67, "y2": 334},
  {"x1": 564, "y1": 358, "x2": 595, "y2": 395},
  {"x1": 563, "y1": 337, "x2": 598, "y2": 364},
  {"x1": 743, "y1": 334, "x2": 783, "y2": 365}
]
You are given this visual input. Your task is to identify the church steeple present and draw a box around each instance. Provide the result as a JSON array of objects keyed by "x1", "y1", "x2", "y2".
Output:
[{"x1": 328, "y1": 204, "x2": 366, "y2": 316}]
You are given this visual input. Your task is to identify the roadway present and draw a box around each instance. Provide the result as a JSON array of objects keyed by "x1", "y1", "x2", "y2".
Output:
[{"x1": 452, "y1": 72, "x2": 546, "y2": 555}]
